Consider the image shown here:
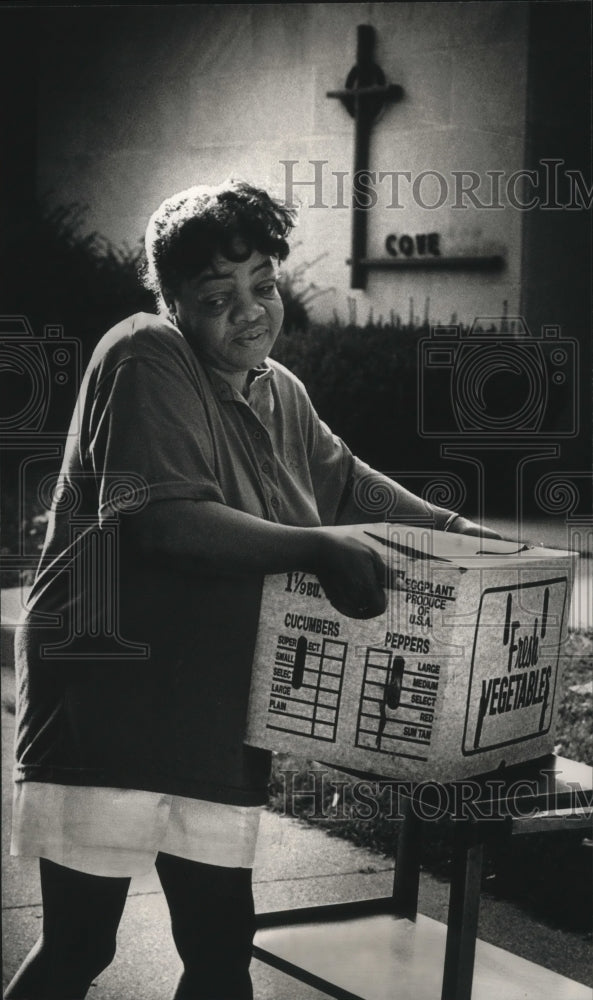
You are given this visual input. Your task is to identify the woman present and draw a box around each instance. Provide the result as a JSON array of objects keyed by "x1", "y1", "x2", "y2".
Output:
[{"x1": 7, "y1": 178, "x2": 498, "y2": 999}]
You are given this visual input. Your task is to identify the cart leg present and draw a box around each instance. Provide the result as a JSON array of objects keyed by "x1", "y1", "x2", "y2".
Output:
[
  {"x1": 392, "y1": 796, "x2": 423, "y2": 920},
  {"x1": 441, "y1": 822, "x2": 484, "y2": 1000}
]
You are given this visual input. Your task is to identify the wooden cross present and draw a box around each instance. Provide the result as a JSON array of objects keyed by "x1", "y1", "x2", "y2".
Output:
[{"x1": 327, "y1": 25, "x2": 403, "y2": 289}]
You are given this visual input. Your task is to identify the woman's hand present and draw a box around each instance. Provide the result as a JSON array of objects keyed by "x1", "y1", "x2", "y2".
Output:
[
  {"x1": 312, "y1": 532, "x2": 387, "y2": 620},
  {"x1": 446, "y1": 515, "x2": 502, "y2": 540},
  {"x1": 124, "y1": 502, "x2": 389, "y2": 617}
]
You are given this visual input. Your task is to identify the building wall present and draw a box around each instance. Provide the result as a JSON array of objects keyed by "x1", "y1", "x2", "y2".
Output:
[
  {"x1": 37, "y1": 2, "x2": 530, "y2": 325},
  {"x1": 519, "y1": 1, "x2": 592, "y2": 476}
]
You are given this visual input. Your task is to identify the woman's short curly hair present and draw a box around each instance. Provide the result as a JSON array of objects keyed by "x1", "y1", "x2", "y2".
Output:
[{"x1": 142, "y1": 177, "x2": 297, "y2": 311}]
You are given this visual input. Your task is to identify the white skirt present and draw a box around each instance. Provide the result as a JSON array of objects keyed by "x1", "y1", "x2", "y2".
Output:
[{"x1": 10, "y1": 781, "x2": 263, "y2": 878}]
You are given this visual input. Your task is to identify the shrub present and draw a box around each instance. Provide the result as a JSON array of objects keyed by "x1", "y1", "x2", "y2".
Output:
[
  {"x1": 1, "y1": 200, "x2": 154, "y2": 585},
  {"x1": 277, "y1": 251, "x2": 333, "y2": 333},
  {"x1": 2, "y1": 200, "x2": 153, "y2": 373}
]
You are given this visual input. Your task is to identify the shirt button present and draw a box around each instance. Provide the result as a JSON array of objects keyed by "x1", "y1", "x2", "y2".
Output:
[
  {"x1": 253, "y1": 430, "x2": 262, "y2": 440},
  {"x1": 270, "y1": 496, "x2": 279, "y2": 509},
  {"x1": 261, "y1": 462, "x2": 271, "y2": 474}
]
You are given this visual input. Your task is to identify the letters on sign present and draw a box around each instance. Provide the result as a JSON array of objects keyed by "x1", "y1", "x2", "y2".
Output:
[{"x1": 385, "y1": 233, "x2": 441, "y2": 258}]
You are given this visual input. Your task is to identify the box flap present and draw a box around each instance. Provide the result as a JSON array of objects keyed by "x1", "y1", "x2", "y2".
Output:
[{"x1": 328, "y1": 523, "x2": 576, "y2": 571}]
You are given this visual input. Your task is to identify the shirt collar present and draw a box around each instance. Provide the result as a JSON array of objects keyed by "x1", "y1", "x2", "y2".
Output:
[
  {"x1": 210, "y1": 362, "x2": 275, "y2": 402},
  {"x1": 172, "y1": 321, "x2": 275, "y2": 402}
]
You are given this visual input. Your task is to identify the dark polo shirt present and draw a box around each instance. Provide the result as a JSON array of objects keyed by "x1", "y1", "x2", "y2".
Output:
[{"x1": 14, "y1": 313, "x2": 455, "y2": 804}]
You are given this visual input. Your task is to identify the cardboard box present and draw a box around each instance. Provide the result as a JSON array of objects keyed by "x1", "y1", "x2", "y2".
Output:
[{"x1": 245, "y1": 524, "x2": 577, "y2": 781}]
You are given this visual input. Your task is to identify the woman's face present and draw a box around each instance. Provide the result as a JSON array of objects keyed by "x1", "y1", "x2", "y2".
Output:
[{"x1": 169, "y1": 250, "x2": 284, "y2": 378}]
